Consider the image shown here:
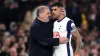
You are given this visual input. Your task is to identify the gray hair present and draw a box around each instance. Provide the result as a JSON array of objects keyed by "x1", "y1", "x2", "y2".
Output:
[{"x1": 36, "y1": 5, "x2": 49, "y2": 16}]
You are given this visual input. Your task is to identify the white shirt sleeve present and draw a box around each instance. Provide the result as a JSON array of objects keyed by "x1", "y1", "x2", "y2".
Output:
[{"x1": 71, "y1": 23, "x2": 77, "y2": 33}]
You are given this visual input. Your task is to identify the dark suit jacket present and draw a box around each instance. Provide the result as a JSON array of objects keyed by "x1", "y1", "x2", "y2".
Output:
[{"x1": 29, "y1": 18, "x2": 59, "y2": 56}]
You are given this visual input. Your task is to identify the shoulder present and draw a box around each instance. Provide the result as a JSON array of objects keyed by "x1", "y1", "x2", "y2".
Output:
[
  {"x1": 30, "y1": 21, "x2": 40, "y2": 30},
  {"x1": 64, "y1": 17, "x2": 74, "y2": 23},
  {"x1": 65, "y1": 17, "x2": 73, "y2": 21},
  {"x1": 61, "y1": 17, "x2": 73, "y2": 24}
]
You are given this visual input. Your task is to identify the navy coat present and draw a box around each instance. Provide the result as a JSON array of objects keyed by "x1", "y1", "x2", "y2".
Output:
[{"x1": 29, "y1": 18, "x2": 59, "y2": 56}]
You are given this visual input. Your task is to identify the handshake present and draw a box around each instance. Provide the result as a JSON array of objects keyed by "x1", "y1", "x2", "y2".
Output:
[{"x1": 59, "y1": 37, "x2": 69, "y2": 44}]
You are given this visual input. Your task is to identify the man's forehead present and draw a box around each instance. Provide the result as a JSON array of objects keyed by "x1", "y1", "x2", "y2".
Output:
[
  {"x1": 45, "y1": 8, "x2": 49, "y2": 10},
  {"x1": 52, "y1": 6, "x2": 58, "y2": 9},
  {"x1": 44, "y1": 8, "x2": 50, "y2": 12}
]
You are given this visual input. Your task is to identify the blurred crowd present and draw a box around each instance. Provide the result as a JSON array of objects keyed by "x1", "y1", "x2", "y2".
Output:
[{"x1": 0, "y1": 0, "x2": 100, "y2": 56}]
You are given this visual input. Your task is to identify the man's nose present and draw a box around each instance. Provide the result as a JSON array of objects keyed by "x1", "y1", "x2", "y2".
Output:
[{"x1": 52, "y1": 10, "x2": 54, "y2": 14}]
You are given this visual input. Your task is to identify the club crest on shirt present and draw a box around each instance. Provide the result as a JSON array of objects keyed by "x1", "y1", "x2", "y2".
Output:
[{"x1": 53, "y1": 32, "x2": 60, "y2": 38}]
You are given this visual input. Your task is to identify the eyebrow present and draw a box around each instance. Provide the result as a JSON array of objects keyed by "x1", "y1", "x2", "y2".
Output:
[{"x1": 53, "y1": 9, "x2": 57, "y2": 10}]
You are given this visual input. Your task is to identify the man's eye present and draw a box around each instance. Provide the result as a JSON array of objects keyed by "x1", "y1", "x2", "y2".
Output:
[{"x1": 54, "y1": 9, "x2": 57, "y2": 11}]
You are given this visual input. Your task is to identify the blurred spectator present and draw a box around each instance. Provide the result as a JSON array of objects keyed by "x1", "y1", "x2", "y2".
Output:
[
  {"x1": 9, "y1": 42, "x2": 18, "y2": 56},
  {"x1": 98, "y1": 47, "x2": 100, "y2": 56},
  {"x1": 87, "y1": 3, "x2": 97, "y2": 31},
  {"x1": 16, "y1": 28, "x2": 25, "y2": 38},
  {"x1": 0, "y1": 23, "x2": 6, "y2": 52},
  {"x1": 80, "y1": 45, "x2": 90, "y2": 56},
  {"x1": 0, "y1": 38, "x2": 10, "y2": 56},
  {"x1": 17, "y1": 37, "x2": 25, "y2": 56},
  {"x1": 10, "y1": 35, "x2": 16, "y2": 43},
  {"x1": 22, "y1": 10, "x2": 33, "y2": 31},
  {"x1": 89, "y1": 41, "x2": 99, "y2": 56},
  {"x1": 9, "y1": 22, "x2": 18, "y2": 35}
]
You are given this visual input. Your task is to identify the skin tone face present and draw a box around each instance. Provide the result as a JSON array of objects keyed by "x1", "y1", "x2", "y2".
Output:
[
  {"x1": 40, "y1": 8, "x2": 51, "y2": 22},
  {"x1": 52, "y1": 6, "x2": 62, "y2": 19}
]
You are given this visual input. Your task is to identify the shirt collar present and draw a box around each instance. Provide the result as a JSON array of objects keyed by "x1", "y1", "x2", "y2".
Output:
[{"x1": 57, "y1": 16, "x2": 66, "y2": 22}]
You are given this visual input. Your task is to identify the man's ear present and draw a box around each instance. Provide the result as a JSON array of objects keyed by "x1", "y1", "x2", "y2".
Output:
[
  {"x1": 60, "y1": 8, "x2": 66, "y2": 16},
  {"x1": 60, "y1": 8, "x2": 63, "y2": 14}
]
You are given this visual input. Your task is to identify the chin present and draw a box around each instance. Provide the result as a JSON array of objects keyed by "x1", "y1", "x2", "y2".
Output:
[
  {"x1": 46, "y1": 20, "x2": 50, "y2": 22},
  {"x1": 51, "y1": 16, "x2": 57, "y2": 19}
]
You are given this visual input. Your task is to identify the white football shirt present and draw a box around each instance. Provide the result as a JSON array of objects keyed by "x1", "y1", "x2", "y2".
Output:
[{"x1": 53, "y1": 17, "x2": 76, "y2": 56}]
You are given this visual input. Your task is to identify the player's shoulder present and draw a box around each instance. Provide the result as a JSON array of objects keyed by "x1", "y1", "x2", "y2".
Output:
[
  {"x1": 65, "y1": 17, "x2": 73, "y2": 21},
  {"x1": 65, "y1": 17, "x2": 74, "y2": 23},
  {"x1": 63, "y1": 17, "x2": 74, "y2": 24},
  {"x1": 54, "y1": 16, "x2": 74, "y2": 23}
]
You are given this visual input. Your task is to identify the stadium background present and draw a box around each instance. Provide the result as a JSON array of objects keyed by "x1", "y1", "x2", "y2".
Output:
[{"x1": 0, "y1": 0, "x2": 100, "y2": 56}]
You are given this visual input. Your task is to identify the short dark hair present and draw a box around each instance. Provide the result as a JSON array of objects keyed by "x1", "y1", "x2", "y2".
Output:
[{"x1": 51, "y1": 2, "x2": 63, "y2": 7}]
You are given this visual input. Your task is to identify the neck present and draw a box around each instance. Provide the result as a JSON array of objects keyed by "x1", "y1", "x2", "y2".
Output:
[
  {"x1": 37, "y1": 17, "x2": 45, "y2": 22},
  {"x1": 58, "y1": 15, "x2": 65, "y2": 21}
]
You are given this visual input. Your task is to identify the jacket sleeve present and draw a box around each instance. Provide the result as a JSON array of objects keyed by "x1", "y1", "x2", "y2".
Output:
[{"x1": 30, "y1": 24, "x2": 59, "y2": 46}]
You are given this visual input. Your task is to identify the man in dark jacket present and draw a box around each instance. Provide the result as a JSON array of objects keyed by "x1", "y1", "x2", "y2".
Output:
[{"x1": 29, "y1": 6, "x2": 67, "y2": 56}]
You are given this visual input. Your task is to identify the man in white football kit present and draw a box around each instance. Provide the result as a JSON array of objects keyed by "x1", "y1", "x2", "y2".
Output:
[{"x1": 51, "y1": 2, "x2": 82, "y2": 56}]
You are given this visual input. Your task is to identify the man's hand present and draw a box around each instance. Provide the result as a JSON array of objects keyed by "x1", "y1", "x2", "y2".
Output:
[
  {"x1": 59, "y1": 37, "x2": 68, "y2": 44},
  {"x1": 74, "y1": 53, "x2": 80, "y2": 56}
]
